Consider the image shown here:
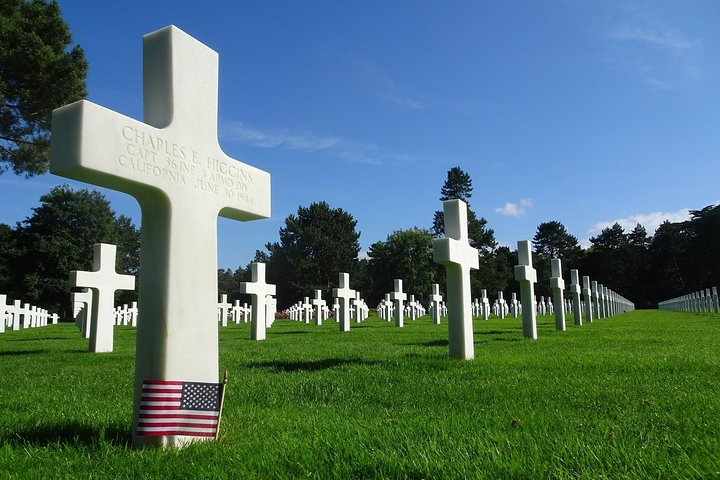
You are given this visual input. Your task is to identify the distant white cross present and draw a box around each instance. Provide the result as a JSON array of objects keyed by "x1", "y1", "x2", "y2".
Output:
[
  {"x1": 583, "y1": 276, "x2": 594, "y2": 323},
  {"x1": 311, "y1": 290, "x2": 326, "y2": 325},
  {"x1": 218, "y1": 294, "x2": 231, "y2": 327},
  {"x1": 332, "y1": 273, "x2": 355, "y2": 332},
  {"x1": 389, "y1": 279, "x2": 408, "y2": 328},
  {"x1": 239, "y1": 263, "x2": 276, "y2": 341},
  {"x1": 70, "y1": 243, "x2": 135, "y2": 353},
  {"x1": 569, "y1": 269, "x2": 583, "y2": 326},
  {"x1": 549, "y1": 258, "x2": 566, "y2": 331},
  {"x1": 514, "y1": 240, "x2": 537, "y2": 340},
  {"x1": 430, "y1": 283, "x2": 443, "y2": 325}
]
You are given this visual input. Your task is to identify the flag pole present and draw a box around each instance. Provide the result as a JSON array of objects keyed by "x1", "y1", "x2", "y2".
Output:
[{"x1": 215, "y1": 370, "x2": 229, "y2": 440}]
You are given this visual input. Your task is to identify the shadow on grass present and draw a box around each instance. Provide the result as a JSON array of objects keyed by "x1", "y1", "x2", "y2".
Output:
[
  {"x1": 271, "y1": 330, "x2": 313, "y2": 335},
  {"x1": 3, "y1": 421, "x2": 131, "y2": 448},
  {"x1": 7, "y1": 336, "x2": 75, "y2": 342},
  {"x1": 476, "y1": 330, "x2": 518, "y2": 335},
  {"x1": 0, "y1": 349, "x2": 50, "y2": 356},
  {"x1": 247, "y1": 358, "x2": 381, "y2": 372},
  {"x1": 475, "y1": 337, "x2": 522, "y2": 343}
]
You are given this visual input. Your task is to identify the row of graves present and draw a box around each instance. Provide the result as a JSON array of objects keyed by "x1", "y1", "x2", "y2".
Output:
[
  {"x1": 285, "y1": 289, "x2": 370, "y2": 325},
  {"x1": 658, "y1": 287, "x2": 720, "y2": 313},
  {"x1": 42, "y1": 26, "x2": 634, "y2": 447},
  {"x1": 0, "y1": 294, "x2": 60, "y2": 333}
]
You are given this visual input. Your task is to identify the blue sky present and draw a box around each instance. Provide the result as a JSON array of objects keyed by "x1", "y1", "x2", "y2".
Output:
[{"x1": 2, "y1": 1, "x2": 719, "y2": 269}]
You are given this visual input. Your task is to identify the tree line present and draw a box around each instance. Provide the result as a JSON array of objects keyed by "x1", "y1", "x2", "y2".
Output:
[
  {"x1": 1, "y1": 171, "x2": 718, "y2": 318},
  {"x1": 216, "y1": 167, "x2": 720, "y2": 310}
]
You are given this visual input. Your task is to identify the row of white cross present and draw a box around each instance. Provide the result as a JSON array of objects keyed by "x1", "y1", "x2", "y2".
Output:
[
  {"x1": 286, "y1": 290, "x2": 370, "y2": 325},
  {"x1": 0, "y1": 294, "x2": 59, "y2": 333},
  {"x1": 377, "y1": 286, "x2": 430, "y2": 325},
  {"x1": 658, "y1": 287, "x2": 720, "y2": 313}
]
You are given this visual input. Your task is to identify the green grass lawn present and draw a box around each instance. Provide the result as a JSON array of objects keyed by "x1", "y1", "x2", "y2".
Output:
[{"x1": 1, "y1": 310, "x2": 718, "y2": 479}]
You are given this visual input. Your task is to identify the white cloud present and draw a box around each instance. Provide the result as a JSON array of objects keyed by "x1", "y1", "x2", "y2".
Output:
[
  {"x1": 495, "y1": 198, "x2": 533, "y2": 218},
  {"x1": 221, "y1": 121, "x2": 432, "y2": 166},
  {"x1": 221, "y1": 123, "x2": 343, "y2": 151},
  {"x1": 608, "y1": 24, "x2": 694, "y2": 52},
  {"x1": 580, "y1": 208, "x2": 692, "y2": 247},
  {"x1": 603, "y1": 19, "x2": 702, "y2": 90}
]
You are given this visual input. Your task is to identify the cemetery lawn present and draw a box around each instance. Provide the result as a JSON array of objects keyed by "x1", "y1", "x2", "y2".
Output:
[{"x1": 1, "y1": 311, "x2": 718, "y2": 479}]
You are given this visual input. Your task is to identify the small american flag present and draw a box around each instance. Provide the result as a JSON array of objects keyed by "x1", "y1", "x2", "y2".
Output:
[{"x1": 137, "y1": 380, "x2": 224, "y2": 437}]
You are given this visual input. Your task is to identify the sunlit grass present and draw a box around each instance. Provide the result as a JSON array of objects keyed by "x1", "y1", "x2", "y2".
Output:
[{"x1": 1, "y1": 310, "x2": 718, "y2": 478}]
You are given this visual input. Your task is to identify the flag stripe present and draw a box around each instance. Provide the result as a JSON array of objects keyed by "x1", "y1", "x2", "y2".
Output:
[
  {"x1": 137, "y1": 429, "x2": 217, "y2": 437},
  {"x1": 140, "y1": 413, "x2": 218, "y2": 420},
  {"x1": 142, "y1": 380, "x2": 183, "y2": 386}
]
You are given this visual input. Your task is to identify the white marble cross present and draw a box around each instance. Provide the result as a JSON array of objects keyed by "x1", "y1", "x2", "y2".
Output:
[
  {"x1": 497, "y1": 291, "x2": 507, "y2": 319},
  {"x1": 430, "y1": 283, "x2": 443, "y2": 325},
  {"x1": 266, "y1": 295, "x2": 277, "y2": 328},
  {"x1": 353, "y1": 291, "x2": 364, "y2": 323},
  {"x1": 12, "y1": 300, "x2": 21, "y2": 331},
  {"x1": 0, "y1": 294, "x2": 7, "y2": 334},
  {"x1": 129, "y1": 301, "x2": 138, "y2": 327},
  {"x1": 72, "y1": 290, "x2": 93, "y2": 337},
  {"x1": 481, "y1": 289, "x2": 490, "y2": 320},
  {"x1": 514, "y1": 240, "x2": 537, "y2": 340},
  {"x1": 433, "y1": 199, "x2": 479, "y2": 360},
  {"x1": 311, "y1": 290, "x2": 326, "y2": 325},
  {"x1": 389, "y1": 279, "x2": 408, "y2": 328},
  {"x1": 50, "y1": 26, "x2": 270, "y2": 448},
  {"x1": 332, "y1": 273, "x2": 355, "y2": 332},
  {"x1": 592, "y1": 281, "x2": 601, "y2": 319},
  {"x1": 549, "y1": 258, "x2": 566, "y2": 331},
  {"x1": 569, "y1": 269, "x2": 583, "y2": 326},
  {"x1": 218, "y1": 294, "x2": 231, "y2": 327},
  {"x1": 583, "y1": 276, "x2": 594, "y2": 323},
  {"x1": 239, "y1": 263, "x2": 276, "y2": 341},
  {"x1": 70, "y1": 243, "x2": 135, "y2": 353}
]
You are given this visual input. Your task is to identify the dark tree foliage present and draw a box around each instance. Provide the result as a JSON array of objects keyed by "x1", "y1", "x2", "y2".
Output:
[
  {"x1": 367, "y1": 228, "x2": 436, "y2": 306},
  {"x1": 432, "y1": 167, "x2": 496, "y2": 253},
  {"x1": 533, "y1": 221, "x2": 582, "y2": 260},
  {"x1": 581, "y1": 223, "x2": 630, "y2": 295},
  {"x1": 683, "y1": 205, "x2": 720, "y2": 289},
  {"x1": 261, "y1": 201, "x2": 360, "y2": 308},
  {"x1": 7, "y1": 185, "x2": 140, "y2": 318},
  {"x1": 532, "y1": 220, "x2": 583, "y2": 296},
  {"x1": 0, "y1": 0, "x2": 88, "y2": 176},
  {"x1": 475, "y1": 245, "x2": 516, "y2": 299},
  {"x1": 0, "y1": 223, "x2": 15, "y2": 291},
  {"x1": 647, "y1": 221, "x2": 688, "y2": 304},
  {"x1": 625, "y1": 223, "x2": 652, "y2": 307}
]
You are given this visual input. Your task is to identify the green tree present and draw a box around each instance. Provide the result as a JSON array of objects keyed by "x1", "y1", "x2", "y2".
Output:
[
  {"x1": 532, "y1": 220, "x2": 582, "y2": 296},
  {"x1": 432, "y1": 167, "x2": 496, "y2": 253},
  {"x1": 532, "y1": 221, "x2": 582, "y2": 261},
  {"x1": 684, "y1": 205, "x2": 720, "y2": 290},
  {"x1": 9, "y1": 185, "x2": 140, "y2": 318},
  {"x1": 648, "y1": 220, "x2": 688, "y2": 304},
  {"x1": 625, "y1": 223, "x2": 652, "y2": 308},
  {"x1": 262, "y1": 201, "x2": 360, "y2": 307},
  {"x1": 0, "y1": 0, "x2": 88, "y2": 176},
  {"x1": 367, "y1": 228, "x2": 436, "y2": 306},
  {"x1": 582, "y1": 223, "x2": 629, "y2": 296},
  {"x1": 0, "y1": 223, "x2": 15, "y2": 291}
]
